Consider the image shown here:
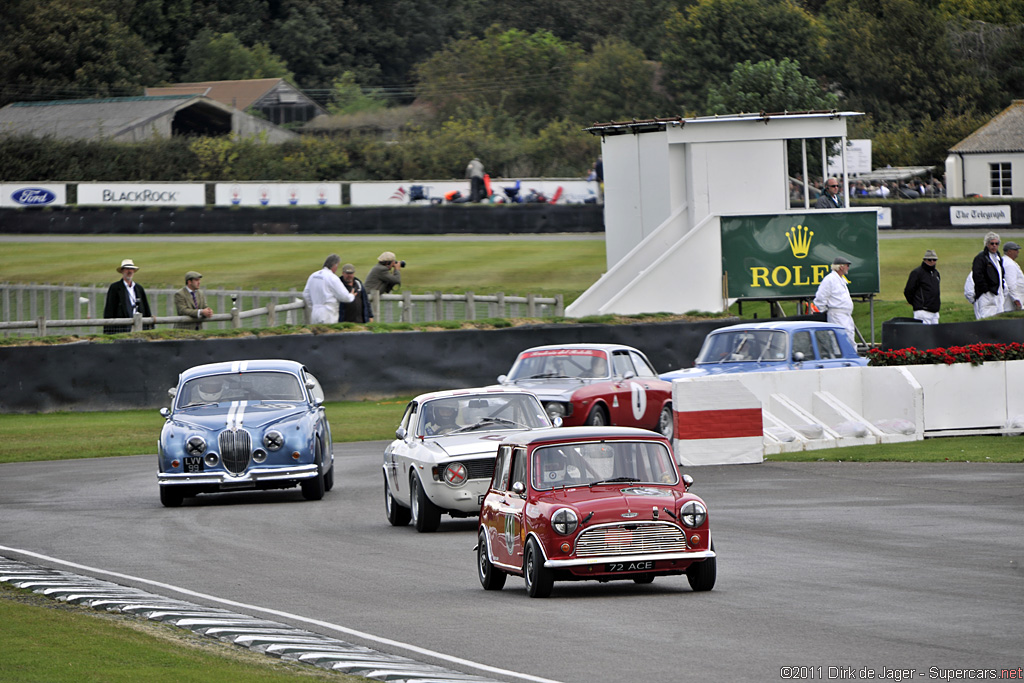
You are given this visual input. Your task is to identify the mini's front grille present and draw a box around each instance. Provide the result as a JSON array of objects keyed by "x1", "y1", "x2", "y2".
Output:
[
  {"x1": 219, "y1": 429, "x2": 252, "y2": 474},
  {"x1": 462, "y1": 458, "x2": 496, "y2": 481},
  {"x1": 575, "y1": 522, "x2": 688, "y2": 557}
]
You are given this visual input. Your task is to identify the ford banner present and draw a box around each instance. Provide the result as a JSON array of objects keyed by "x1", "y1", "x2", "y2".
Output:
[{"x1": 1, "y1": 183, "x2": 67, "y2": 208}]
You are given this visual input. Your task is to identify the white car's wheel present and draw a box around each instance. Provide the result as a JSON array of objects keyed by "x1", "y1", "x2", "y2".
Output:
[
  {"x1": 410, "y1": 473, "x2": 441, "y2": 533},
  {"x1": 384, "y1": 475, "x2": 411, "y2": 526}
]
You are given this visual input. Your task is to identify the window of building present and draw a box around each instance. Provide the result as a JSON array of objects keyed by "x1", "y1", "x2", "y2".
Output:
[{"x1": 990, "y1": 163, "x2": 1012, "y2": 196}]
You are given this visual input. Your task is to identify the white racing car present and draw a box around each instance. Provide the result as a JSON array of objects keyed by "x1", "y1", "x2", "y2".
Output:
[{"x1": 383, "y1": 388, "x2": 553, "y2": 532}]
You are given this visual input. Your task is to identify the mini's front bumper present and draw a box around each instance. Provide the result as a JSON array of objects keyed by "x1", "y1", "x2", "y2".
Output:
[
  {"x1": 158, "y1": 464, "x2": 318, "y2": 488},
  {"x1": 544, "y1": 549, "x2": 716, "y2": 569}
]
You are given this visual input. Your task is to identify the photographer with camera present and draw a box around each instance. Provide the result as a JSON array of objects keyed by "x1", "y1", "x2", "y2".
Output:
[{"x1": 364, "y1": 251, "x2": 404, "y2": 294}]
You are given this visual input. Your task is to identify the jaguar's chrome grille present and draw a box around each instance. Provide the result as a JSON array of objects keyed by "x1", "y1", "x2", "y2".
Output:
[
  {"x1": 575, "y1": 522, "x2": 688, "y2": 557},
  {"x1": 219, "y1": 429, "x2": 252, "y2": 474},
  {"x1": 462, "y1": 458, "x2": 496, "y2": 481}
]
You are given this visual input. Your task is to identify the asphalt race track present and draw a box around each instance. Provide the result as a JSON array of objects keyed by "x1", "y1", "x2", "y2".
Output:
[{"x1": 1, "y1": 443, "x2": 1022, "y2": 683}]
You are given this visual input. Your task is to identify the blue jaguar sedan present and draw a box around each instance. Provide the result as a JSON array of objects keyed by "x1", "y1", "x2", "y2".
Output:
[
  {"x1": 157, "y1": 359, "x2": 334, "y2": 507},
  {"x1": 659, "y1": 321, "x2": 867, "y2": 381}
]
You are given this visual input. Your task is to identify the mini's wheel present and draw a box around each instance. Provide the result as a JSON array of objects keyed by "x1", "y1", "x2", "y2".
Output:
[
  {"x1": 524, "y1": 537, "x2": 554, "y2": 598},
  {"x1": 584, "y1": 405, "x2": 608, "y2": 427},
  {"x1": 410, "y1": 473, "x2": 441, "y2": 533},
  {"x1": 477, "y1": 529, "x2": 506, "y2": 590},
  {"x1": 687, "y1": 541, "x2": 717, "y2": 592},
  {"x1": 384, "y1": 475, "x2": 411, "y2": 526},
  {"x1": 159, "y1": 487, "x2": 184, "y2": 508},
  {"x1": 658, "y1": 405, "x2": 674, "y2": 440}
]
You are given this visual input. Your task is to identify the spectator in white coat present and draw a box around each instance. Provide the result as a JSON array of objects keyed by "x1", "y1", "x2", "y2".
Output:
[
  {"x1": 303, "y1": 254, "x2": 355, "y2": 324},
  {"x1": 1003, "y1": 241, "x2": 1023, "y2": 311},
  {"x1": 813, "y1": 256, "x2": 856, "y2": 347}
]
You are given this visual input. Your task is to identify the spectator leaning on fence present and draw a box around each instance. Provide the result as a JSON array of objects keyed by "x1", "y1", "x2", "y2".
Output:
[
  {"x1": 174, "y1": 270, "x2": 214, "y2": 330},
  {"x1": 103, "y1": 258, "x2": 153, "y2": 334},
  {"x1": 302, "y1": 254, "x2": 356, "y2": 324},
  {"x1": 364, "y1": 251, "x2": 403, "y2": 294}
]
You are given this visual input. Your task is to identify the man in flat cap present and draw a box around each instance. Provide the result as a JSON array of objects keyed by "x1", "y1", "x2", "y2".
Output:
[
  {"x1": 1003, "y1": 241, "x2": 1023, "y2": 312},
  {"x1": 103, "y1": 258, "x2": 153, "y2": 334},
  {"x1": 903, "y1": 249, "x2": 941, "y2": 324},
  {"x1": 339, "y1": 263, "x2": 373, "y2": 323},
  {"x1": 813, "y1": 256, "x2": 857, "y2": 346},
  {"x1": 174, "y1": 271, "x2": 214, "y2": 329},
  {"x1": 364, "y1": 251, "x2": 403, "y2": 294}
]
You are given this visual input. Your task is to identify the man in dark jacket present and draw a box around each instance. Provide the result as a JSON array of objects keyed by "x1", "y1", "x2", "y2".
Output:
[
  {"x1": 103, "y1": 258, "x2": 153, "y2": 333},
  {"x1": 903, "y1": 249, "x2": 941, "y2": 324},
  {"x1": 339, "y1": 263, "x2": 373, "y2": 323},
  {"x1": 971, "y1": 232, "x2": 1005, "y2": 319}
]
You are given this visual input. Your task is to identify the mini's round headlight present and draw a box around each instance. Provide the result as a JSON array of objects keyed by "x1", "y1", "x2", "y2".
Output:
[
  {"x1": 185, "y1": 436, "x2": 206, "y2": 456},
  {"x1": 680, "y1": 501, "x2": 707, "y2": 528},
  {"x1": 443, "y1": 462, "x2": 468, "y2": 486},
  {"x1": 544, "y1": 402, "x2": 567, "y2": 418},
  {"x1": 203, "y1": 453, "x2": 219, "y2": 467},
  {"x1": 551, "y1": 508, "x2": 579, "y2": 536},
  {"x1": 263, "y1": 430, "x2": 284, "y2": 451}
]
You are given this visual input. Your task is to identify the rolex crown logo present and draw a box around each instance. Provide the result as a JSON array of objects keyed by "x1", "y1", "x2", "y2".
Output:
[{"x1": 786, "y1": 225, "x2": 813, "y2": 259}]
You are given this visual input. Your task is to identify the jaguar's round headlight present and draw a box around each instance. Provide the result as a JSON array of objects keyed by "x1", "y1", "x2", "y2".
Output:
[
  {"x1": 544, "y1": 402, "x2": 567, "y2": 418},
  {"x1": 263, "y1": 430, "x2": 284, "y2": 451},
  {"x1": 185, "y1": 436, "x2": 206, "y2": 456},
  {"x1": 551, "y1": 507, "x2": 579, "y2": 536},
  {"x1": 443, "y1": 462, "x2": 468, "y2": 486},
  {"x1": 680, "y1": 501, "x2": 707, "y2": 528}
]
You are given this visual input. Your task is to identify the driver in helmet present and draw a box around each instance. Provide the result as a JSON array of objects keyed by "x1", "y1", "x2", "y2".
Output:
[
  {"x1": 540, "y1": 449, "x2": 581, "y2": 487},
  {"x1": 425, "y1": 403, "x2": 459, "y2": 436},
  {"x1": 196, "y1": 376, "x2": 225, "y2": 403}
]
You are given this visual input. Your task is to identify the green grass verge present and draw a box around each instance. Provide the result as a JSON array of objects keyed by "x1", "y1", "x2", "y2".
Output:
[
  {"x1": 1, "y1": 400, "x2": 1022, "y2": 465},
  {"x1": 0, "y1": 399, "x2": 413, "y2": 464},
  {"x1": 0, "y1": 584, "x2": 359, "y2": 682}
]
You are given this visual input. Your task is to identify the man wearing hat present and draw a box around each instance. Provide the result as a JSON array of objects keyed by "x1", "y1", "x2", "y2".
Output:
[
  {"x1": 903, "y1": 249, "x2": 941, "y2": 324},
  {"x1": 174, "y1": 271, "x2": 214, "y2": 330},
  {"x1": 1003, "y1": 241, "x2": 1023, "y2": 312},
  {"x1": 364, "y1": 251, "x2": 403, "y2": 295},
  {"x1": 103, "y1": 259, "x2": 153, "y2": 334},
  {"x1": 339, "y1": 263, "x2": 373, "y2": 323},
  {"x1": 813, "y1": 256, "x2": 857, "y2": 346}
]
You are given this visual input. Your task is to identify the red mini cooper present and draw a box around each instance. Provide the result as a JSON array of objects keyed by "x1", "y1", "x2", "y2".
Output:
[{"x1": 477, "y1": 426, "x2": 716, "y2": 598}]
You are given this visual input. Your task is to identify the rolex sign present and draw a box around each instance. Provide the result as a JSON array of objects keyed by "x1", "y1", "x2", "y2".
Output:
[{"x1": 721, "y1": 211, "x2": 879, "y2": 299}]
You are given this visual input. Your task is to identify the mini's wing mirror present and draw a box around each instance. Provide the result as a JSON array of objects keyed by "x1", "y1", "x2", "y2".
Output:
[
  {"x1": 159, "y1": 407, "x2": 170, "y2": 418},
  {"x1": 682, "y1": 473, "x2": 694, "y2": 488},
  {"x1": 511, "y1": 481, "x2": 525, "y2": 496}
]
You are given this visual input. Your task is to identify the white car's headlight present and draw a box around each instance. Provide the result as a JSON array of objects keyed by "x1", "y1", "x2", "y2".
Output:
[
  {"x1": 551, "y1": 508, "x2": 578, "y2": 536},
  {"x1": 185, "y1": 436, "x2": 206, "y2": 456},
  {"x1": 544, "y1": 402, "x2": 567, "y2": 418},
  {"x1": 679, "y1": 501, "x2": 707, "y2": 528},
  {"x1": 442, "y1": 462, "x2": 468, "y2": 486},
  {"x1": 263, "y1": 430, "x2": 284, "y2": 451}
]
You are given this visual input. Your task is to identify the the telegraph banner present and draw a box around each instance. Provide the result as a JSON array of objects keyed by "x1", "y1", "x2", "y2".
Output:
[{"x1": 721, "y1": 210, "x2": 879, "y2": 299}]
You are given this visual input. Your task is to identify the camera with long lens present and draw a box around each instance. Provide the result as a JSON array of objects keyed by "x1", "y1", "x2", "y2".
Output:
[{"x1": 399, "y1": 260, "x2": 406, "y2": 268}]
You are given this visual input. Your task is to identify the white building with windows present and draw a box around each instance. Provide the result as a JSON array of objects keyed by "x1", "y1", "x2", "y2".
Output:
[{"x1": 945, "y1": 100, "x2": 1024, "y2": 199}]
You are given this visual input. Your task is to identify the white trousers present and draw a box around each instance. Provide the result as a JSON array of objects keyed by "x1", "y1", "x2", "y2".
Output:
[
  {"x1": 913, "y1": 310, "x2": 939, "y2": 324},
  {"x1": 826, "y1": 309, "x2": 856, "y2": 347},
  {"x1": 975, "y1": 292, "x2": 1004, "y2": 319}
]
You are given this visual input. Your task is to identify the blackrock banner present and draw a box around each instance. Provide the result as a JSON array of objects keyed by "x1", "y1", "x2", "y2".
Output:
[
  {"x1": 78, "y1": 183, "x2": 205, "y2": 207},
  {"x1": 721, "y1": 210, "x2": 879, "y2": 299}
]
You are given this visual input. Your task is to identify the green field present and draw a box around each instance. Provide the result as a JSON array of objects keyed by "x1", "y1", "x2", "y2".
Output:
[{"x1": 2, "y1": 232, "x2": 1022, "y2": 340}]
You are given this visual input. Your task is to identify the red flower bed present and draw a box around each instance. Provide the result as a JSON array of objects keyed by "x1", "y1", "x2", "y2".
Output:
[{"x1": 867, "y1": 342, "x2": 1024, "y2": 366}]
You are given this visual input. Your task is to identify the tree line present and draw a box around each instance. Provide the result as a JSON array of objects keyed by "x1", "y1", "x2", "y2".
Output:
[{"x1": 1, "y1": 0, "x2": 1021, "y2": 180}]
